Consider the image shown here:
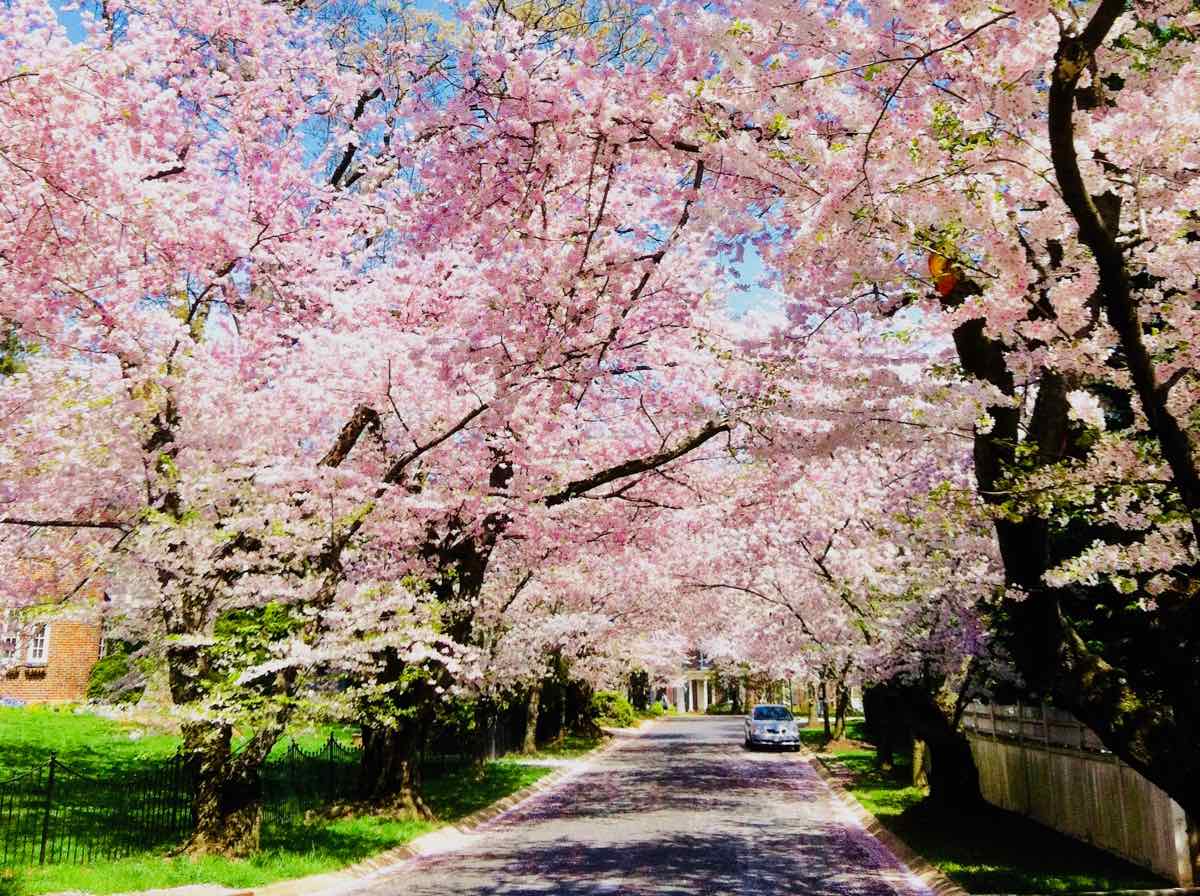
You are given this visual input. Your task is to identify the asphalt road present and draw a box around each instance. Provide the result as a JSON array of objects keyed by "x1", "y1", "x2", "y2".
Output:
[{"x1": 357, "y1": 716, "x2": 930, "y2": 896}]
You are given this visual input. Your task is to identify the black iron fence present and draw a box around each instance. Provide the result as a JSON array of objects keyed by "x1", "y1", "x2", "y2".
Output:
[
  {"x1": 0, "y1": 751, "x2": 192, "y2": 867},
  {"x1": 0, "y1": 706, "x2": 546, "y2": 868},
  {"x1": 0, "y1": 733, "x2": 362, "y2": 868}
]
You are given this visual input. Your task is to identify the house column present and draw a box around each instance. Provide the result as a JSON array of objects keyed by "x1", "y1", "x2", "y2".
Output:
[{"x1": 697, "y1": 678, "x2": 708, "y2": 713}]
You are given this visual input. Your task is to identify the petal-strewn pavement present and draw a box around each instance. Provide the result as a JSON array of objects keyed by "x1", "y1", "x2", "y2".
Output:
[{"x1": 355, "y1": 716, "x2": 931, "y2": 896}]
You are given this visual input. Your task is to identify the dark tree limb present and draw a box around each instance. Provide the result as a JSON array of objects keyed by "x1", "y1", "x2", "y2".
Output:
[
  {"x1": 0, "y1": 517, "x2": 130, "y2": 531},
  {"x1": 318, "y1": 404, "x2": 383, "y2": 468},
  {"x1": 1047, "y1": 0, "x2": 1200, "y2": 543},
  {"x1": 543, "y1": 419, "x2": 730, "y2": 507}
]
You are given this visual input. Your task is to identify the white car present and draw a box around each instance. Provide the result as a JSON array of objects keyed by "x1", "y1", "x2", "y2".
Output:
[{"x1": 744, "y1": 704, "x2": 801, "y2": 751}]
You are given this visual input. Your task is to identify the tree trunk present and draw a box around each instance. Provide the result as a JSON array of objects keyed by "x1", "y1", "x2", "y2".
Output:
[
  {"x1": 178, "y1": 722, "x2": 263, "y2": 857},
  {"x1": 912, "y1": 739, "x2": 929, "y2": 788},
  {"x1": 523, "y1": 683, "x2": 541, "y2": 754},
  {"x1": 863, "y1": 685, "x2": 906, "y2": 772},
  {"x1": 474, "y1": 697, "x2": 499, "y2": 762},
  {"x1": 821, "y1": 680, "x2": 832, "y2": 739},
  {"x1": 359, "y1": 723, "x2": 432, "y2": 818},
  {"x1": 830, "y1": 682, "x2": 849, "y2": 741},
  {"x1": 891, "y1": 683, "x2": 981, "y2": 807},
  {"x1": 627, "y1": 670, "x2": 650, "y2": 711},
  {"x1": 925, "y1": 732, "x2": 978, "y2": 805}
]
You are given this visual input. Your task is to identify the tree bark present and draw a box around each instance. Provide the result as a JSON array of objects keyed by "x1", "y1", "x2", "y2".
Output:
[
  {"x1": 830, "y1": 682, "x2": 849, "y2": 741},
  {"x1": 863, "y1": 684, "x2": 909, "y2": 772},
  {"x1": 359, "y1": 722, "x2": 432, "y2": 818},
  {"x1": 522, "y1": 683, "x2": 542, "y2": 754},
  {"x1": 889, "y1": 683, "x2": 982, "y2": 807},
  {"x1": 178, "y1": 722, "x2": 263, "y2": 857},
  {"x1": 627, "y1": 670, "x2": 651, "y2": 711}
]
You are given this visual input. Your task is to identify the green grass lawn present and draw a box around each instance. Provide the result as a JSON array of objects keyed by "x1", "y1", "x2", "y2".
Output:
[
  {"x1": 0, "y1": 707, "x2": 551, "y2": 895},
  {"x1": 0, "y1": 705, "x2": 180, "y2": 774},
  {"x1": 0, "y1": 706, "x2": 362, "y2": 773},
  {"x1": 809, "y1": 728, "x2": 1170, "y2": 894},
  {"x1": 10, "y1": 760, "x2": 550, "y2": 895},
  {"x1": 520, "y1": 732, "x2": 608, "y2": 760}
]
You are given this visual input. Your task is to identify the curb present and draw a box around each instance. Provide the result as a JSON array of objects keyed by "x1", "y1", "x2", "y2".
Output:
[{"x1": 798, "y1": 746, "x2": 970, "y2": 896}]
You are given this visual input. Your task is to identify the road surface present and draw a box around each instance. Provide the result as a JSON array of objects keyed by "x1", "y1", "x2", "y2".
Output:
[{"x1": 357, "y1": 716, "x2": 929, "y2": 896}]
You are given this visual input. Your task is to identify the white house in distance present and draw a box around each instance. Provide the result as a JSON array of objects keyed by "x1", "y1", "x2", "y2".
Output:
[{"x1": 659, "y1": 651, "x2": 718, "y2": 713}]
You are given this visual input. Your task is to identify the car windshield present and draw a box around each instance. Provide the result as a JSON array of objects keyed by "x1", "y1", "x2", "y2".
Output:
[{"x1": 752, "y1": 706, "x2": 793, "y2": 721}]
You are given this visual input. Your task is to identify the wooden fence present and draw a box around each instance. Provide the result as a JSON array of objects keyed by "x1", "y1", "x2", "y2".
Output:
[{"x1": 962, "y1": 703, "x2": 1198, "y2": 886}]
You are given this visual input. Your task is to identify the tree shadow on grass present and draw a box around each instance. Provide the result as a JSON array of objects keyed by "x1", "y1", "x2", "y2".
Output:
[
  {"x1": 260, "y1": 813, "x2": 431, "y2": 866},
  {"x1": 422, "y1": 762, "x2": 551, "y2": 822},
  {"x1": 878, "y1": 797, "x2": 1169, "y2": 894}
]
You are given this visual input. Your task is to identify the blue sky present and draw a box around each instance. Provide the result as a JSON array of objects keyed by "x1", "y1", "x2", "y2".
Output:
[
  {"x1": 44, "y1": 0, "x2": 777, "y2": 318},
  {"x1": 49, "y1": 0, "x2": 86, "y2": 40}
]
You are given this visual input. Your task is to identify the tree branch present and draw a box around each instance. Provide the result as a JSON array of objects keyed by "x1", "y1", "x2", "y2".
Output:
[
  {"x1": 0, "y1": 517, "x2": 130, "y2": 532},
  {"x1": 318, "y1": 404, "x2": 383, "y2": 468},
  {"x1": 543, "y1": 419, "x2": 730, "y2": 507},
  {"x1": 1047, "y1": 0, "x2": 1200, "y2": 542}
]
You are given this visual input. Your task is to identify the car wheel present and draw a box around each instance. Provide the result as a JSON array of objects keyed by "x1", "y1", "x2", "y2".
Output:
[{"x1": 791, "y1": 745, "x2": 800, "y2": 753}]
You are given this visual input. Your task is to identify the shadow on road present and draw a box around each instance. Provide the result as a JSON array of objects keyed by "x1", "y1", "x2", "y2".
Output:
[
  {"x1": 378, "y1": 718, "x2": 919, "y2": 896},
  {"x1": 417, "y1": 826, "x2": 908, "y2": 896}
]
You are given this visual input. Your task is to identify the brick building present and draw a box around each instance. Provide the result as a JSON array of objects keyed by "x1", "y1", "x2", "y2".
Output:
[{"x1": 0, "y1": 620, "x2": 103, "y2": 703}]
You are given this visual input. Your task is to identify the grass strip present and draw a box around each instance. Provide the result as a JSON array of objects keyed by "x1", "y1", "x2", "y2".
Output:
[
  {"x1": 10, "y1": 761, "x2": 551, "y2": 895},
  {"x1": 806, "y1": 722, "x2": 1169, "y2": 894}
]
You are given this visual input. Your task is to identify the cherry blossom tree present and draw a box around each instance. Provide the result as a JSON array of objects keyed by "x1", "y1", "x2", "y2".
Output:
[
  {"x1": 676, "y1": 0, "x2": 1200, "y2": 815},
  {"x1": 1, "y1": 0, "x2": 753, "y2": 847},
  {"x1": 8, "y1": 0, "x2": 1200, "y2": 844}
]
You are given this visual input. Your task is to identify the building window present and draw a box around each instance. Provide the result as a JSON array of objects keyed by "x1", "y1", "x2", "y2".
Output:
[
  {"x1": 26, "y1": 625, "x2": 48, "y2": 665},
  {"x1": 0, "y1": 630, "x2": 16, "y2": 660}
]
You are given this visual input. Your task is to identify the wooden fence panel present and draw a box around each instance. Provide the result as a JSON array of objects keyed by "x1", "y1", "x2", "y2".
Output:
[{"x1": 963, "y1": 703, "x2": 1197, "y2": 885}]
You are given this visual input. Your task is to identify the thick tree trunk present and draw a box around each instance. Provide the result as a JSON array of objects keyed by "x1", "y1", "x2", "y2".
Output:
[
  {"x1": 627, "y1": 670, "x2": 650, "y2": 711},
  {"x1": 522, "y1": 684, "x2": 541, "y2": 754},
  {"x1": 178, "y1": 722, "x2": 263, "y2": 857},
  {"x1": 890, "y1": 683, "x2": 982, "y2": 807},
  {"x1": 863, "y1": 685, "x2": 907, "y2": 772},
  {"x1": 830, "y1": 681, "x2": 850, "y2": 741},
  {"x1": 359, "y1": 723, "x2": 431, "y2": 818},
  {"x1": 912, "y1": 739, "x2": 929, "y2": 788},
  {"x1": 821, "y1": 679, "x2": 832, "y2": 739}
]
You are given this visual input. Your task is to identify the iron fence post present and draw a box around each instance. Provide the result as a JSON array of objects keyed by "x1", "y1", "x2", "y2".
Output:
[
  {"x1": 326, "y1": 735, "x2": 335, "y2": 801},
  {"x1": 39, "y1": 753, "x2": 56, "y2": 865}
]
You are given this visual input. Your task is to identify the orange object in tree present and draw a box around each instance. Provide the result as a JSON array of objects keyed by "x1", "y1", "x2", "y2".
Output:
[{"x1": 928, "y1": 252, "x2": 959, "y2": 297}]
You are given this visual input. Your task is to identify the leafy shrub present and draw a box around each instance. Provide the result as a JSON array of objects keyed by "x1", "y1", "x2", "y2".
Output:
[
  {"x1": 705, "y1": 701, "x2": 734, "y2": 715},
  {"x1": 590, "y1": 690, "x2": 638, "y2": 728},
  {"x1": 0, "y1": 867, "x2": 23, "y2": 896},
  {"x1": 639, "y1": 702, "x2": 665, "y2": 718},
  {"x1": 85, "y1": 644, "x2": 144, "y2": 704}
]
